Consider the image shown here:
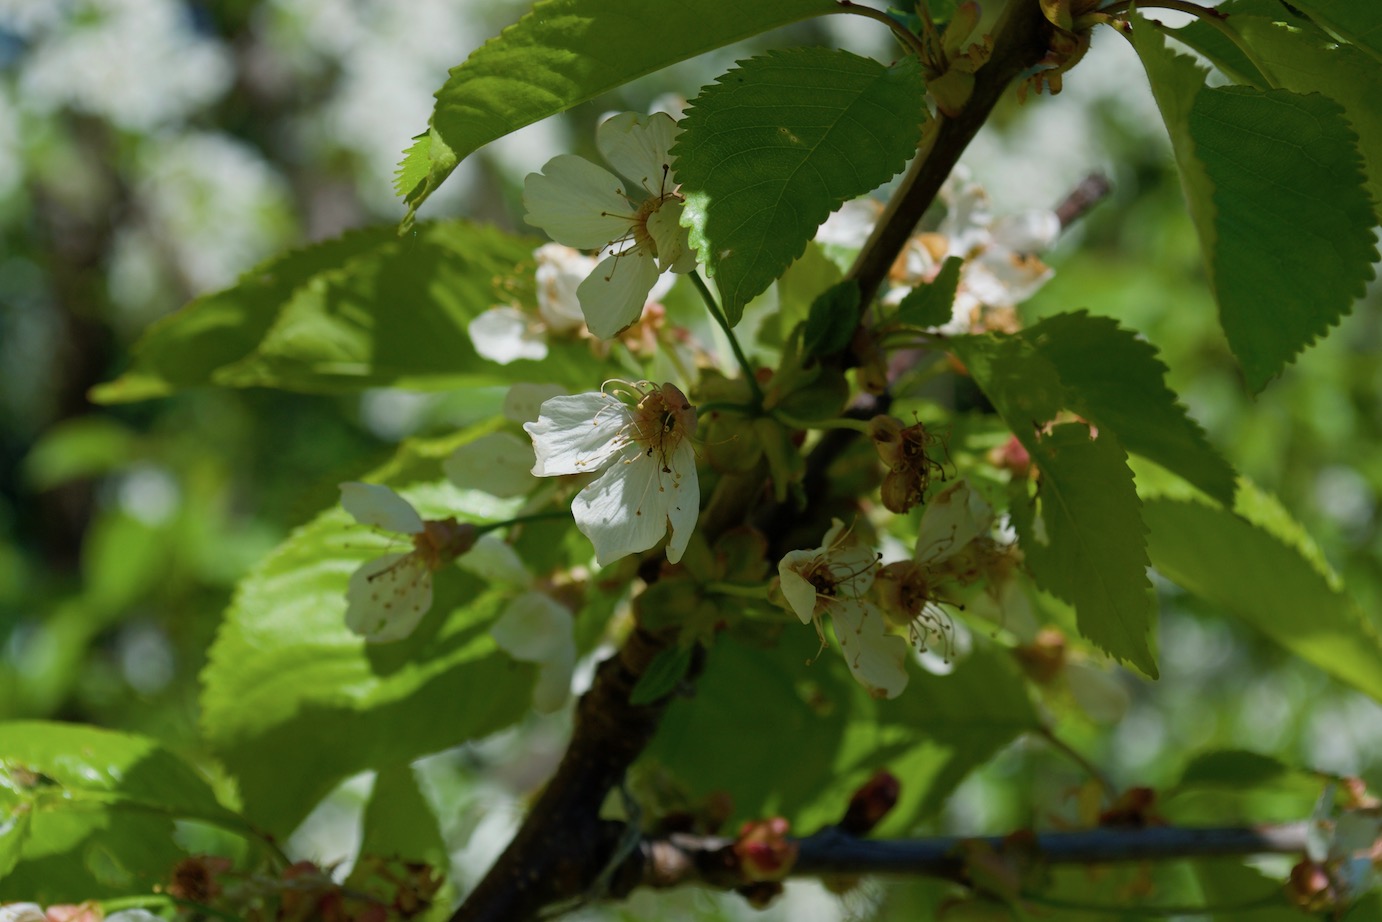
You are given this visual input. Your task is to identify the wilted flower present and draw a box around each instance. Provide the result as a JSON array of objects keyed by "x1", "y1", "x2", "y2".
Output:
[
  {"x1": 524, "y1": 380, "x2": 698, "y2": 565},
  {"x1": 778, "y1": 520, "x2": 909, "y2": 699},
  {"x1": 523, "y1": 112, "x2": 696, "y2": 338},
  {"x1": 339, "y1": 482, "x2": 477, "y2": 642}
]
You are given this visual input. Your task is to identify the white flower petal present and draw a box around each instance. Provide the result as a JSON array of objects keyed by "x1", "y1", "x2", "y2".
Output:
[
  {"x1": 572, "y1": 445, "x2": 676, "y2": 565},
  {"x1": 832, "y1": 601, "x2": 910, "y2": 699},
  {"x1": 991, "y1": 210, "x2": 1061, "y2": 253},
  {"x1": 597, "y1": 111, "x2": 679, "y2": 189},
  {"x1": 523, "y1": 154, "x2": 631, "y2": 250},
  {"x1": 778, "y1": 553, "x2": 821, "y2": 624},
  {"x1": 533, "y1": 643, "x2": 576, "y2": 713},
  {"x1": 647, "y1": 199, "x2": 696, "y2": 274},
  {"x1": 0, "y1": 904, "x2": 46, "y2": 922},
  {"x1": 916, "y1": 480, "x2": 992, "y2": 566},
  {"x1": 340, "y1": 482, "x2": 423, "y2": 535},
  {"x1": 662, "y1": 439, "x2": 700, "y2": 564},
  {"x1": 578, "y1": 250, "x2": 661, "y2": 338},
  {"x1": 492, "y1": 591, "x2": 573, "y2": 662},
  {"x1": 468, "y1": 306, "x2": 548, "y2": 365},
  {"x1": 457, "y1": 533, "x2": 531, "y2": 587},
  {"x1": 445, "y1": 432, "x2": 537, "y2": 498},
  {"x1": 346, "y1": 553, "x2": 433, "y2": 643},
  {"x1": 525, "y1": 392, "x2": 629, "y2": 476},
  {"x1": 535, "y1": 243, "x2": 596, "y2": 331},
  {"x1": 816, "y1": 197, "x2": 882, "y2": 249}
]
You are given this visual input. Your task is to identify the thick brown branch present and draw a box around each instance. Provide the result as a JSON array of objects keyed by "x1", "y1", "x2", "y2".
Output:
[
  {"x1": 615, "y1": 822, "x2": 1310, "y2": 893},
  {"x1": 848, "y1": 0, "x2": 1055, "y2": 308}
]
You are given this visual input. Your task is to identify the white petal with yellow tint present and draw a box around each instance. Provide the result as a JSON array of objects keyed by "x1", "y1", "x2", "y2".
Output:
[
  {"x1": 346, "y1": 552, "x2": 433, "y2": 643},
  {"x1": 340, "y1": 482, "x2": 423, "y2": 535},
  {"x1": 597, "y1": 111, "x2": 679, "y2": 189},
  {"x1": 915, "y1": 479, "x2": 992, "y2": 567},
  {"x1": 525, "y1": 392, "x2": 629, "y2": 476},
  {"x1": 522, "y1": 154, "x2": 630, "y2": 250},
  {"x1": 444, "y1": 432, "x2": 537, "y2": 498},
  {"x1": 777, "y1": 550, "x2": 822, "y2": 624},
  {"x1": 468, "y1": 306, "x2": 548, "y2": 365},
  {"x1": 832, "y1": 600, "x2": 910, "y2": 699},
  {"x1": 577, "y1": 249, "x2": 660, "y2": 338},
  {"x1": 647, "y1": 200, "x2": 695, "y2": 273},
  {"x1": 572, "y1": 441, "x2": 675, "y2": 565}
]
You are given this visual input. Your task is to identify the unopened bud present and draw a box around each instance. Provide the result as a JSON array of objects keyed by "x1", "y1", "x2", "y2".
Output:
[
  {"x1": 840, "y1": 769, "x2": 901, "y2": 835},
  {"x1": 733, "y1": 817, "x2": 799, "y2": 883}
]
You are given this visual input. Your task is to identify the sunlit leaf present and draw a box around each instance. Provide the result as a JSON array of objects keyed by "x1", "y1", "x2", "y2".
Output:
[
  {"x1": 347, "y1": 764, "x2": 448, "y2": 894},
  {"x1": 401, "y1": 0, "x2": 840, "y2": 217},
  {"x1": 1143, "y1": 497, "x2": 1382, "y2": 704},
  {"x1": 1279, "y1": 0, "x2": 1382, "y2": 63},
  {"x1": 675, "y1": 48, "x2": 927, "y2": 324}
]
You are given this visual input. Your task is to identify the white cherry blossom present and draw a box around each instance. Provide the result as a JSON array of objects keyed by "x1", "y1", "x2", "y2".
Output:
[
  {"x1": 523, "y1": 112, "x2": 696, "y2": 338},
  {"x1": 339, "y1": 482, "x2": 475, "y2": 643},
  {"x1": 779, "y1": 519, "x2": 909, "y2": 699},
  {"x1": 524, "y1": 380, "x2": 698, "y2": 566}
]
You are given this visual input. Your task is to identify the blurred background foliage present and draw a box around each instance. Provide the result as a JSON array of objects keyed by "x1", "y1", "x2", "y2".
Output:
[{"x1": 0, "y1": 1, "x2": 1379, "y2": 918}]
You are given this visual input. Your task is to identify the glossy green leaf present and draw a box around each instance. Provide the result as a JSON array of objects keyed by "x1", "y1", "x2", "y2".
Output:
[
  {"x1": 1143, "y1": 497, "x2": 1382, "y2": 704},
  {"x1": 647, "y1": 632, "x2": 1038, "y2": 834},
  {"x1": 1132, "y1": 19, "x2": 1378, "y2": 390},
  {"x1": 0, "y1": 721, "x2": 240, "y2": 902},
  {"x1": 1281, "y1": 0, "x2": 1382, "y2": 63},
  {"x1": 201, "y1": 476, "x2": 535, "y2": 837},
  {"x1": 401, "y1": 0, "x2": 840, "y2": 217},
  {"x1": 675, "y1": 48, "x2": 927, "y2": 324},
  {"x1": 893, "y1": 255, "x2": 962, "y2": 328},
  {"x1": 94, "y1": 221, "x2": 610, "y2": 402},
  {"x1": 803, "y1": 280, "x2": 861, "y2": 358},
  {"x1": 1009, "y1": 424, "x2": 1156, "y2": 676},
  {"x1": 1022, "y1": 311, "x2": 1236, "y2": 505}
]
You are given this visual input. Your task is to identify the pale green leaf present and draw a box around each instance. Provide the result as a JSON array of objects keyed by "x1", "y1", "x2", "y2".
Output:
[
  {"x1": 404, "y1": 0, "x2": 840, "y2": 217},
  {"x1": 893, "y1": 255, "x2": 962, "y2": 329},
  {"x1": 1282, "y1": 0, "x2": 1382, "y2": 63},
  {"x1": 1143, "y1": 497, "x2": 1382, "y2": 703},
  {"x1": 648, "y1": 632, "x2": 1037, "y2": 833},
  {"x1": 0, "y1": 722, "x2": 240, "y2": 902},
  {"x1": 200, "y1": 477, "x2": 535, "y2": 837},
  {"x1": 349, "y1": 765, "x2": 448, "y2": 885},
  {"x1": 1009, "y1": 424, "x2": 1156, "y2": 676},
  {"x1": 675, "y1": 48, "x2": 927, "y2": 324}
]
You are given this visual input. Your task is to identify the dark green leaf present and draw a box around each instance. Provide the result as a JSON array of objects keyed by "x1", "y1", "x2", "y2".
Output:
[
  {"x1": 1176, "y1": 749, "x2": 1288, "y2": 789},
  {"x1": 200, "y1": 477, "x2": 535, "y2": 837},
  {"x1": 647, "y1": 632, "x2": 1038, "y2": 833},
  {"x1": 1132, "y1": 18, "x2": 1379, "y2": 390},
  {"x1": 94, "y1": 221, "x2": 613, "y2": 401},
  {"x1": 1143, "y1": 497, "x2": 1382, "y2": 703},
  {"x1": 403, "y1": 0, "x2": 840, "y2": 216},
  {"x1": 630, "y1": 645, "x2": 694, "y2": 705},
  {"x1": 1023, "y1": 311, "x2": 1236, "y2": 505},
  {"x1": 893, "y1": 255, "x2": 963, "y2": 328},
  {"x1": 0, "y1": 722, "x2": 241, "y2": 902},
  {"x1": 1195, "y1": 860, "x2": 1308, "y2": 921},
  {"x1": 802, "y1": 280, "x2": 862, "y2": 358},
  {"x1": 675, "y1": 48, "x2": 927, "y2": 324},
  {"x1": 1008, "y1": 424, "x2": 1156, "y2": 676}
]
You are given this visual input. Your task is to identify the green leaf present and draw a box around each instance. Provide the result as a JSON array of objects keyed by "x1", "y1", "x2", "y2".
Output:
[
  {"x1": 802, "y1": 280, "x2": 862, "y2": 358},
  {"x1": 0, "y1": 721, "x2": 241, "y2": 902},
  {"x1": 351, "y1": 764, "x2": 447, "y2": 878},
  {"x1": 21, "y1": 416, "x2": 137, "y2": 490},
  {"x1": 200, "y1": 477, "x2": 535, "y2": 837},
  {"x1": 1008, "y1": 424, "x2": 1156, "y2": 676},
  {"x1": 1280, "y1": 0, "x2": 1382, "y2": 63},
  {"x1": 773, "y1": 242, "x2": 844, "y2": 345},
  {"x1": 648, "y1": 632, "x2": 1038, "y2": 833},
  {"x1": 1022, "y1": 311, "x2": 1236, "y2": 505},
  {"x1": 631, "y1": 645, "x2": 694, "y2": 706},
  {"x1": 405, "y1": 0, "x2": 840, "y2": 217},
  {"x1": 893, "y1": 255, "x2": 963, "y2": 328},
  {"x1": 1175, "y1": 749, "x2": 1288, "y2": 789},
  {"x1": 1143, "y1": 496, "x2": 1382, "y2": 704},
  {"x1": 1195, "y1": 860, "x2": 1308, "y2": 922},
  {"x1": 1132, "y1": 18, "x2": 1379, "y2": 390},
  {"x1": 95, "y1": 221, "x2": 611, "y2": 401},
  {"x1": 675, "y1": 48, "x2": 927, "y2": 324}
]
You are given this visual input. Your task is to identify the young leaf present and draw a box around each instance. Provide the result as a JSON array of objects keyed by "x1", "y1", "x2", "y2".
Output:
[
  {"x1": 802, "y1": 279, "x2": 862, "y2": 358},
  {"x1": 1023, "y1": 311, "x2": 1236, "y2": 505},
  {"x1": 893, "y1": 255, "x2": 963, "y2": 328},
  {"x1": 675, "y1": 48, "x2": 927, "y2": 324},
  {"x1": 200, "y1": 479, "x2": 534, "y2": 837},
  {"x1": 630, "y1": 644, "x2": 694, "y2": 705},
  {"x1": 347, "y1": 764, "x2": 449, "y2": 892},
  {"x1": 1009, "y1": 424, "x2": 1157, "y2": 677},
  {"x1": 0, "y1": 721, "x2": 242, "y2": 902},
  {"x1": 1143, "y1": 497, "x2": 1382, "y2": 704},
  {"x1": 401, "y1": 0, "x2": 840, "y2": 216},
  {"x1": 1131, "y1": 18, "x2": 1379, "y2": 391}
]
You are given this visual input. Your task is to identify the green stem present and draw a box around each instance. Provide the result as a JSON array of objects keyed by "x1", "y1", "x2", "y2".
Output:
[
  {"x1": 690, "y1": 270, "x2": 764, "y2": 405},
  {"x1": 1104, "y1": 0, "x2": 1280, "y2": 86},
  {"x1": 478, "y1": 510, "x2": 572, "y2": 535},
  {"x1": 704, "y1": 581, "x2": 772, "y2": 599},
  {"x1": 772, "y1": 411, "x2": 873, "y2": 434},
  {"x1": 828, "y1": 1, "x2": 929, "y2": 59},
  {"x1": 1036, "y1": 725, "x2": 1118, "y2": 802}
]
